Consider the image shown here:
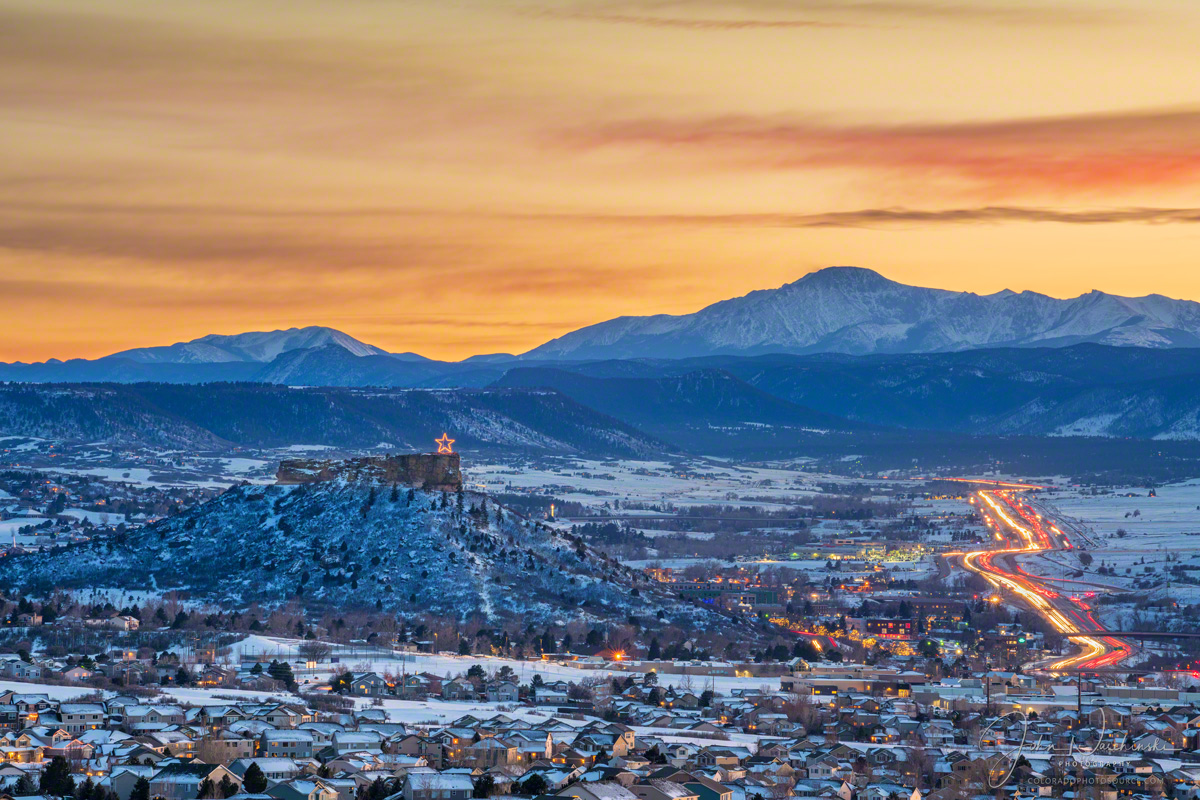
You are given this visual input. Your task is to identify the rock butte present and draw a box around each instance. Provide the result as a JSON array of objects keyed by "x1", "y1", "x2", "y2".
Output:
[{"x1": 275, "y1": 453, "x2": 462, "y2": 492}]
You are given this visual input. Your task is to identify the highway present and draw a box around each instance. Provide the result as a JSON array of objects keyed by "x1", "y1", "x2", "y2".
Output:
[{"x1": 953, "y1": 489, "x2": 1133, "y2": 673}]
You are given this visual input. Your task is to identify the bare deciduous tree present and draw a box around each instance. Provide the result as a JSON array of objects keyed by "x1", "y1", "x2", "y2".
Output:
[{"x1": 298, "y1": 641, "x2": 333, "y2": 662}]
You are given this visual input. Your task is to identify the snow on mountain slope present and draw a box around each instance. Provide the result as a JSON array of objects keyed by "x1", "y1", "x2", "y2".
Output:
[
  {"x1": 0, "y1": 383, "x2": 667, "y2": 457},
  {"x1": 523, "y1": 267, "x2": 1200, "y2": 359},
  {"x1": 105, "y1": 326, "x2": 388, "y2": 364}
]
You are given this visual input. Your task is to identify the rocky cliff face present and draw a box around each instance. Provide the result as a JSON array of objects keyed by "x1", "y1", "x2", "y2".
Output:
[{"x1": 276, "y1": 454, "x2": 461, "y2": 491}]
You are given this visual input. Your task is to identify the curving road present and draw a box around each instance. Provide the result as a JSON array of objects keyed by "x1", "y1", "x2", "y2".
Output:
[{"x1": 953, "y1": 489, "x2": 1132, "y2": 673}]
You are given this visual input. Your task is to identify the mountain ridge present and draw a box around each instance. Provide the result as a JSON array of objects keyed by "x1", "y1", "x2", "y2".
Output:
[
  {"x1": 522, "y1": 266, "x2": 1200, "y2": 359},
  {"x1": 0, "y1": 383, "x2": 668, "y2": 456},
  {"x1": 104, "y1": 326, "x2": 390, "y2": 364},
  {"x1": 8, "y1": 269, "x2": 1200, "y2": 381}
]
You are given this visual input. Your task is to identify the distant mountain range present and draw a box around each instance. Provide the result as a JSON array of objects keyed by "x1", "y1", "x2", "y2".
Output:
[
  {"x1": 7, "y1": 270, "x2": 1200, "y2": 451},
  {"x1": 9, "y1": 268, "x2": 1200, "y2": 381},
  {"x1": 526, "y1": 267, "x2": 1200, "y2": 359},
  {"x1": 8, "y1": 344, "x2": 1200, "y2": 460}
]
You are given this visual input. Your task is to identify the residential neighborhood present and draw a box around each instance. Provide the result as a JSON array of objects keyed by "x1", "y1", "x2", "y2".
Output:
[{"x1": 0, "y1": 646, "x2": 1199, "y2": 800}]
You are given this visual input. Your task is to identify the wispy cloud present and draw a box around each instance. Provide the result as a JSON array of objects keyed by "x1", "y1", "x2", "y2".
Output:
[
  {"x1": 498, "y1": 205, "x2": 1200, "y2": 228},
  {"x1": 12, "y1": 198, "x2": 1200, "y2": 230},
  {"x1": 520, "y1": 0, "x2": 1123, "y2": 30},
  {"x1": 557, "y1": 108, "x2": 1200, "y2": 194},
  {"x1": 648, "y1": 206, "x2": 1200, "y2": 227},
  {"x1": 529, "y1": 10, "x2": 843, "y2": 29}
]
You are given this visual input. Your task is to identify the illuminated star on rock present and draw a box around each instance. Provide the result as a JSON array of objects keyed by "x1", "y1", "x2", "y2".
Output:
[{"x1": 435, "y1": 433, "x2": 455, "y2": 454}]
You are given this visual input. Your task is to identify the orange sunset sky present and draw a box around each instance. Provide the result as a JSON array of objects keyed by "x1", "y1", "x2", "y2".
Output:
[{"x1": 4, "y1": 0, "x2": 1200, "y2": 362}]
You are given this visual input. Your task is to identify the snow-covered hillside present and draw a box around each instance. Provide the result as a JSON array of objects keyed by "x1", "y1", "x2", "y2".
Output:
[
  {"x1": 0, "y1": 479, "x2": 736, "y2": 631},
  {"x1": 0, "y1": 383, "x2": 666, "y2": 456},
  {"x1": 524, "y1": 267, "x2": 1200, "y2": 359}
]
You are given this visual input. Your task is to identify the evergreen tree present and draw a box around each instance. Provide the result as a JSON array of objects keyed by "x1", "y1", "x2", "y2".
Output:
[
  {"x1": 242, "y1": 763, "x2": 268, "y2": 794},
  {"x1": 267, "y1": 659, "x2": 296, "y2": 689},
  {"x1": 131, "y1": 778, "x2": 151, "y2": 800},
  {"x1": 331, "y1": 670, "x2": 353, "y2": 693},
  {"x1": 197, "y1": 778, "x2": 215, "y2": 799},
  {"x1": 647, "y1": 638, "x2": 661, "y2": 660},
  {"x1": 218, "y1": 777, "x2": 237, "y2": 799},
  {"x1": 40, "y1": 756, "x2": 75, "y2": 797},
  {"x1": 366, "y1": 778, "x2": 388, "y2": 800},
  {"x1": 472, "y1": 775, "x2": 495, "y2": 799},
  {"x1": 76, "y1": 776, "x2": 96, "y2": 800},
  {"x1": 520, "y1": 775, "x2": 548, "y2": 796}
]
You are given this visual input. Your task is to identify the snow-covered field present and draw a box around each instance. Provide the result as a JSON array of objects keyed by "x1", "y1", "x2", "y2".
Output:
[
  {"x1": 221, "y1": 458, "x2": 271, "y2": 475},
  {"x1": 0, "y1": 518, "x2": 53, "y2": 546},
  {"x1": 463, "y1": 458, "x2": 844, "y2": 511},
  {"x1": 1051, "y1": 481, "x2": 1200, "y2": 544},
  {"x1": 50, "y1": 467, "x2": 159, "y2": 485},
  {"x1": 0, "y1": 678, "x2": 318, "y2": 706},
  {"x1": 0, "y1": 680, "x2": 97, "y2": 701},
  {"x1": 61, "y1": 508, "x2": 126, "y2": 525},
  {"x1": 227, "y1": 636, "x2": 782, "y2": 697},
  {"x1": 0, "y1": 518, "x2": 49, "y2": 534},
  {"x1": 1023, "y1": 480, "x2": 1200, "y2": 624}
]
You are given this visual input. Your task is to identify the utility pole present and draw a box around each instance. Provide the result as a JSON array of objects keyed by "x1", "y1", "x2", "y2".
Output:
[{"x1": 985, "y1": 654, "x2": 991, "y2": 717}]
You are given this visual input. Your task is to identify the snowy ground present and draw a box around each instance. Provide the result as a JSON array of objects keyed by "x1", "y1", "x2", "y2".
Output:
[
  {"x1": 1008, "y1": 480, "x2": 1200, "y2": 628},
  {"x1": 227, "y1": 636, "x2": 783, "y2": 697},
  {"x1": 0, "y1": 680, "x2": 98, "y2": 701},
  {"x1": 0, "y1": 678, "x2": 313, "y2": 706},
  {"x1": 1048, "y1": 481, "x2": 1200, "y2": 585},
  {"x1": 463, "y1": 458, "x2": 848, "y2": 511},
  {"x1": 61, "y1": 508, "x2": 127, "y2": 525},
  {"x1": 0, "y1": 518, "x2": 55, "y2": 547},
  {"x1": 43, "y1": 467, "x2": 225, "y2": 490},
  {"x1": 0, "y1": 630, "x2": 783, "y2": 733},
  {"x1": 0, "y1": 672, "x2": 765, "y2": 749}
]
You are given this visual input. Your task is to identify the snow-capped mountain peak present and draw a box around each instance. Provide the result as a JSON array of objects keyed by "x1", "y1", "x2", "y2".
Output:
[
  {"x1": 522, "y1": 266, "x2": 1200, "y2": 359},
  {"x1": 105, "y1": 326, "x2": 388, "y2": 364}
]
